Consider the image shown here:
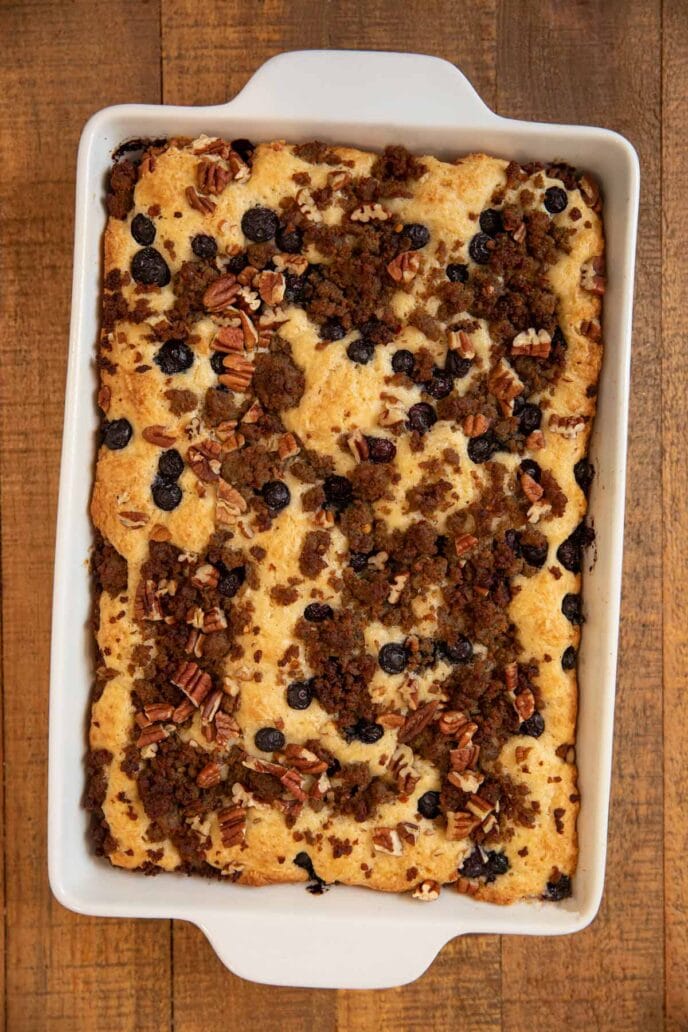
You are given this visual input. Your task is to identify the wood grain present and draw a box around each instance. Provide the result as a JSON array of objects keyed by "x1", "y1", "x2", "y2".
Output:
[
  {"x1": 662, "y1": 3, "x2": 688, "y2": 1030},
  {"x1": 0, "y1": 2, "x2": 168, "y2": 1030},
  {"x1": 497, "y1": 2, "x2": 664, "y2": 1030}
]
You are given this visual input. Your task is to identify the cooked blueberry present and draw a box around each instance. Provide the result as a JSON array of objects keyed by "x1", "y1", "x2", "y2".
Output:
[
  {"x1": 543, "y1": 873, "x2": 572, "y2": 901},
  {"x1": 392, "y1": 348, "x2": 415, "y2": 374},
  {"x1": 402, "y1": 222, "x2": 430, "y2": 249},
  {"x1": 441, "y1": 637, "x2": 473, "y2": 664},
  {"x1": 287, "y1": 679, "x2": 314, "y2": 710},
  {"x1": 349, "y1": 551, "x2": 369, "y2": 572},
  {"x1": 561, "y1": 645, "x2": 576, "y2": 670},
  {"x1": 347, "y1": 338, "x2": 375, "y2": 365},
  {"x1": 323, "y1": 474, "x2": 353, "y2": 511},
  {"x1": 520, "y1": 540, "x2": 548, "y2": 568},
  {"x1": 445, "y1": 350, "x2": 471, "y2": 378},
  {"x1": 562, "y1": 593, "x2": 584, "y2": 624},
  {"x1": 284, "y1": 271, "x2": 309, "y2": 303},
  {"x1": 191, "y1": 233, "x2": 217, "y2": 259},
  {"x1": 467, "y1": 431, "x2": 497, "y2": 464},
  {"x1": 460, "y1": 848, "x2": 487, "y2": 879},
  {"x1": 102, "y1": 418, "x2": 132, "y2": 450},
  {"x1": 320, "y1": 318, "x2": 346, "y2": 341},
  {"x1": 446, "y1": 263, "x2": 469, "y2": 283},
  {"x1": 304, "y1": 602, "x2": 333, "y2": 622},
  {"x1": 356, "y1": 721, "x2": 384, "y2": 744},
  {"x1": 479, "y1": 208, "x2": 504, "y2": 236},
  {"x1": 261, "y1": 479, "x2": 291, "y2": 512},
  {"x1": 520, "y1": 711, "x2": 545, "y2": 737},
  {"x1": 557, "y1": 535, "x2": 581, "y2": 573},
  {"x1": 131, "y1": 213, "x2": 156, "y2": 245},
  {"x1": 151, "y1": 476, "x2": 182, "y2": 511},
  {"x1": 241, "y1": 205, "x2": 279, "y2": 243},
  {"x1": 505, "y1": 529, "x2": 521, "y2": 554},
  {"x1": 218, "y1": 565, "x2": 245, "y2": 598},
  {"x1": 378, "y1": 642, "x2": 409, "y2": 674},
  {"x1": 544, "y1": 186, "x2": 568, "y2": 214},
  {"x1": 574, "y1": 458, "x2": 595, "y2": 495},
  {"x1": 519, "y1": 403, "x2": 542, "y2": 436},
  {"x1": 417, "y1": 790, "x2": 441, "y2": 819},
  {"x1": 365, "y1": 436, "x2": 397, "y2": 463},
  {"x1": 487, "y1": 851, "x2": 510, "y2": 877},
  {"x1": 407, "y1": 402, "x2": 437, "y2": 434},
  {"x1": 520, "y1": 458, "x2": 541, "y2": 483},
  {"x1": 551, "y1": 325, "x2": 568, "y2": 353},
  {"x1": 231, "y1": 138, "x2": 255, "y2": 163},
  {"x1": 468, "y1": 232, "x2": 492, "y2": 264},
  {"x1": 210, "y1": 351, "x2": 225, "y2": 375},
  {"x1": 425, "y1": 373, "x2": 453, "y2": 399},
  {"x1": 276, "y1": 223, "x2": 303, "y2": 253},
  {"x1": 155, "y1": 339, "x2": 194, "y2": 375},
  {"x1": 131, "y1": 247, "x2": 171, "y2": 287},
  {"x1": 226, "y1": 251, "x2": 249, "y2": 274},
  {"x1": 254, "y1": 726, "x2": 285, "y2": 752},
  {"x1": 157, "y1": 448, "x2": 184, "y2": 480}
]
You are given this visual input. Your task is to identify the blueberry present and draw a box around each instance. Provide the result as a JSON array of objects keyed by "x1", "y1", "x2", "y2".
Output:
[
  {"x1": 467, "y1": 432, "x2": 497, "y2": 464},
  {"x1": 261, "y1": 480, "x2": 291, "y2": 512},
  {"x1": 441, "y1": 637, "x2": 473, "y2": 664},
  {"x1": 151, "y1": 476, "x2": 182, "y2": 511},
  {"x1": 255, "y1": 727, "x2": 285, "y2": 752},
  {"x1": 468, "y1": 232, "x2": 492, "y2": 264},
  {"x1": 154, "y1": 339, "x2": 194, "y2": 375},
  {"x1": 561, "y1": 645, "x2": 576, "y2": 671},
  {"x1": 487, "y1": 851, "x2": 510, "y2": 877},
  {"x1": 287, "y1": 680, "x2": 314, "y2": 710},
  {"x1": 505, "y1": 529, "x2": 521, "y2": 554},
  {"x1": 218, "y1": 565, "x2": 245, "y2": 598},
  {"x1": 226, "y1": 252, "x2": 249, "y2": 274},
  {"x1": 417, "y1": 790, "x2": 441, "y2": 819},
  {"x1": 392, "y1": 348, "x2": 415, "y2": 374},
  {"x1": 347, "y1": 338, "x2": 375, "y2": 365},
  {"x1": 131, "y1": 213, "x2": 156, "y2": 245},
  {"x1": 562, "y1": 593, "x2": 584, "y2": 625},
  {"x1": 276, "y1": 224, "x2": 303, "y2": 253},
  {"x1": 304, "y1": 602, "x2": 333, "y2": 622},
  {"x1": 102, "y1": 418, "x2": 132, "y2": 450},
  {"x1": 543, "y1": 873, "x2": 572, "y2": 901},
  {"x1": 191, "y1": 234, "x2": 217, "y2": 259},
  {"x1": 284, "y1": 271, "x2": 309, "y2": 303},
  {"x1": 210, "y1": 351, "x2": 226, "y2": 375},
  {"x1": 446, "y1": 263, "x2": 469, "y2": 283},
  {"x1": 323, "y1": 474, "x2": 353, "y2": 511},
  {"x1": 407, "y1": 402, "x2": 437, "y2": 434},
  {"x1": 460, "y1": 848, "x2": 487, "y2": 879},
  {"x1": 158, "y1": 449, "x2": 184, "y2": 480},
  {"x1": 557, "y1": 535, "x2": 581, "y2": 573},
  {"x1": 425, "y1": 373, "x2": 453, "y2": 400},
  {"x1": 365, "y1": 436, "x2": 397, "y2": 463},
  {"x1": 461, "y1": 848, "x2": 510, "y2": 882},
  {"x1": 378, "y1": 642, "x2": 409, "y2": 674},
  {"x1": 574, "y1": 458, "x2": 595, "y2": 496},
  {"x1": 320, "y1": 318, "x2": 346, "y2": 342},
  {"x1": 402, "y1": 222, "x2": 430, "y2": 249},
  {"x1": 544, "y1": 186, "x2": 568, "y2": 214},
  {"x1": 519, "y1": 403, "x2": 542, "y2": 436},
  {"x1": 241, "y1": 205, "x2": 279, "y2": 243},
  {"x1": 131, "y1": 247, "x2": 170, "y2": 287},
  {"x1": 231, "y1": 138, "x2": 255, "y2": 163},
  {"x1": 520, "y1": 711, "x2": 545, "y2": 737},
  {"x1": 356, "y1": 721, "x2": 384, "y2": 744},
  {"x1": 445, "y1": 351, "x2": 471, "y2": 379},
  {"x1": 479, "y1": 208, "x2": 504, "y2": 236},
  {"x1": 520, "y1": 540, "x2": 548, "y2": 568},
  {"x1": 520, "y1": 459, "x2": 541, "y2": 483},
  {"x1": 349, "y1": 551, "x2": 369, "y2": 572}
]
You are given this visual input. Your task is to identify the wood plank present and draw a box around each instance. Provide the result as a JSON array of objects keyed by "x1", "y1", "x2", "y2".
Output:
[
  {"x1": 662, "y1": 3, "x2": 688, "y2": 1030},
  {"x1": 0, "y1": 2, "x2": 169, "y2": 1030},
  {"x1": 496, "y1": 2, "x2": 664, "y2": 1030},
  {"x1": 161, "y1": 1, "x2": 500, "y2": 1026}
]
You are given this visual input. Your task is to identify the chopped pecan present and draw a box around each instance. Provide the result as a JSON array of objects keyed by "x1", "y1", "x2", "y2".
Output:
[
  {"x1": 241, "y1": 400, "x2": 263, "y2": 424},
  {"x1": 296, "y1": 187, "x2": 321, "y2": 222},
  {"x1": 142, "y1": 424, "x2": 177, "y2": 448},
  {"x1": 136, "y1": 725, "x2": 168, "y2": 749},
  {"x1": 134, "y1": 578, "x2": 163, "y2": 621},
  {"x1": 216, "y1": 480, "x2": 248, "y2": 526},
  {"x1": 273, "y1": 253, "x2": 309, "y2": 276},
  {"x1": 520, "y1": 472, "x2": 544, "y2": 503},
  {"x1": 387, "y1": 573, "x2": 409, "y2": 604},
  {"x1": 143, "y1": 702, "x2": 174, "y2": 723},
  {"x1": 184, "y1": 627, "x2": 204, "y2": 657},
  {"x1": 283, "y1": 744, "x2": 328, "y2": 774},
  {"x1": 450, "y1": 744, "x2": 480, "y2": 772},
  {"x1": 203, "y1": 607, "x2": 228, "y2": 633},
  {"x1": 118, "y1": 510, "x2": 149, "y2": 529},
  {"x1": 579, "y1": 317, "x2": 602, "y2": 342},
  {"x1": 172, "y1": 699, "x2": 195, "y2": 724},
  {"x1": 188, "y1": 445, "x2": 220, "y2": 483},
  {"x1": 446, "y1": 810, "x2": 480, "y2": 840},
  {"x1": 580, "y1": 256, "x2": 606, "y2": 295},
  {"x1": 526, "y1": 430, "x2": 545, "y2": 450},
  {"x1": 504, "y1": 662, "x2": 518, "y2": 692},
  {"x1": 200, "y1": 688, "x2": 223, "y2": 724},
  {"x1": 378, "y1": 711, "x2": 406, "y2": 729},
  {"x1": 255, "y1": 270, "x2": 286, "y2": 306},
  {"x1": 488, "y1": 359, "x2": 524, "y2": 410},
  {"x1": 462, "y1": 413, "x2": 490, "y2": 437},
  {"x1": 454, "y1": 533, "x2": 478, "y2": 557},
  {"x1": 192, "y1": 563, "x2": 219, "y2": 589},
  {"x1": 215, "y1": 711, "x2": 241, "y2": 746},
  {"x1": 280, "y1": 768, "x2": 307, "y2": 801},
  {"x1": 514, "y1": 688, "x2": 536, "y2": 721},
  {"x1": 372, "y1": 827, "x2": 403, "y2": 856},
  {"x1": 511, "y1": 327, "x2": 552, "y2": 359},
  {"x1": 438, "y1": 710, "x2": 469, "y2": 736},
  {"x1": 447, "y1": 769, "x2": 483, "y2": 794},
  {"x1": 228, "y1": 150, "x2": 250, "y2": 181},
  {"x1": 527, "y1": 499, "x2": 552, "y2": 524},
  {"x1": 277, "y1": 432, "x2": 300, "y2": 460},
  {"x1": 97, "y1": 385, "x2": 111, "y2": 413},
  {"x1": 387, "y1": 250, "x2": 420, "y2": 284},
  {"x1": 398, "y1": 700, "x2": 439, "y2": 744},
  {"x1": 447, "y1": 329, "x2": 475, "y2": 359},
  {"x1": 212, "y1": 325, "x2": 245, "y2": 353},
  {"x1": 579, "y1": 173, "x2": 601, "y2": 210},
  {"x1": 196, "y1": 157, "x2": 231, "y2": 195},
  {"x1": 466, "y1": 795, "x2": 493, "y2": 819},
  {"x1": 350, "y1": 203, "x2": 390, "y2": 222},
  {"x1": 548, "y1": 413, "x2": 586, "y2": 438},
  {"x1": 412, "y1": 879, "x2": 441, "y2": 902},
  {"x1": 388, "y1": 744, "x2": 419, "y2": 795},
  {"x1": 217, "y1": 805, "x2": 246, "y2": 847},
  {"x1": 347, "y1": 428, "x2": 370, "y2": 463},
  {"x1": 328, "y1": 170, "x2": 351, "y2": 190},
  {"x1": 396, "y1": 821, "x2": 419, "y2": 846},
  {"x1": 185, "y1": 185, "x2": 215, "y2": 214}
]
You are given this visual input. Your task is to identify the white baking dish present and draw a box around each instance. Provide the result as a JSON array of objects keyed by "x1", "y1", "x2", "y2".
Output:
[{"x1": 49, "y1": 49, "x2": 639, "y2": 990}]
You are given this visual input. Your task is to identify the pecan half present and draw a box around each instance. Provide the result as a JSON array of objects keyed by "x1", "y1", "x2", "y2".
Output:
[
  {"x1": 217, "y1": 805, "x2": 246, "y2": 847},
  {"x1": 520, "y1": 472, "x2": 544, "y2": 503},
  {"x1": 398, "y1": 700, "x2": 439, "y2": 744},
  {"x1": 118, "y1": 510, "x2": 149, "y2": 529},
  {"x1": 143, "y1": 424, "x2": 177, "y2": 448},
  {"x1": 446, "y1": 810, "x2": 480, "y2": 840},
  {"x1": 212, "y1": 325, "x2": 245, "y2": 353},
  {"x1": 203, "y1": 274, "x2": 240, "y2": 313},
  {"x1": 171, "y1": 660, "x2": 212, "y2": 706},
  {"x1": 196, "y1": 157, "x2": 231, "y2": 196},
  {"x1": 219, "y1": 352, "x2": 254, "y2": 392},
  {"x1": 511, "y1": 328, "x2": 552, "y2": 359},
  {"x1": 196, "y1": 761, "x2": 222, "y2": 788}
]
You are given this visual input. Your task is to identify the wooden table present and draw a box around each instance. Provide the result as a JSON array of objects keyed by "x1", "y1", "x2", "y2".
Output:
[{"x1": 1, "y1": 1, "x2": 684, "y2": 1028}]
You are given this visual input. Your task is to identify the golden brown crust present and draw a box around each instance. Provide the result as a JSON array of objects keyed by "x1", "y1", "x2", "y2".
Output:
[{"x1": 89, "y1": 138, "x2": 604, "y2": 903}]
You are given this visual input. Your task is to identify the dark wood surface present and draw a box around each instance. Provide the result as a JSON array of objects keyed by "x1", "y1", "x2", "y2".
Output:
[{"x1": 0, "y1": 1, "x2": 681, "y2": 1028}]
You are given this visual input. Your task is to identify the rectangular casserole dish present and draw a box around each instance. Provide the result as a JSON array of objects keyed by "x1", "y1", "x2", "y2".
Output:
[{"x1": 49, "y1": 49, "x2": 639, "y2": 990}]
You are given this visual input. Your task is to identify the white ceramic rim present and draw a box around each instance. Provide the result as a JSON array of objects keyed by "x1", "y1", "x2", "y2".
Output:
[{"x1": 49, "y1": 49, "x2": 640, "y2": 989}]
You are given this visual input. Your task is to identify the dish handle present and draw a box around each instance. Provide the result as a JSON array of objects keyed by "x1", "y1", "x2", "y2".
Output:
[
  {"x1": 228, "y1": 49, "x2": 497, "y2": 128},
  {"x1": 197, "y1": 912, "x2": 452, "y2": 989}
]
